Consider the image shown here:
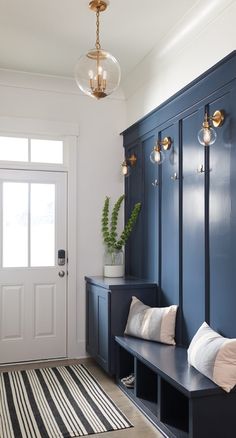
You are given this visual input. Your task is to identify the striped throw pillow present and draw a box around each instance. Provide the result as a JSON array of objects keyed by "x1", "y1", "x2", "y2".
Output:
[
  {"x1": 188, "y1": 322, "x2": 236, "y2": 392},
  {"x1": 124, "y1": 296, "x2": 178, "y2": 345}
]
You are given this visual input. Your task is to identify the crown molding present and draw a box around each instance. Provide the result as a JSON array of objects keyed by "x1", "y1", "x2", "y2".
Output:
[{"x1": 0, "y1": 68, "x2": 125, "y2": 101}]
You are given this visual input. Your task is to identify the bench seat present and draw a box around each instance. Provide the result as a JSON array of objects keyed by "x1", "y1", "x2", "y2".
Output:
[
  {"x1": 115, "y1": 335, "x2": 236, "y2": 438},
  {"x1": 116, "y1": 335, "x2": 221, "y2": 397}
]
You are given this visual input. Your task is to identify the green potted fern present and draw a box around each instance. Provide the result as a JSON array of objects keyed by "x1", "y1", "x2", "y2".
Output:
[{"x1": 101, "y1": 195, "x2": 141, "y2": 277}]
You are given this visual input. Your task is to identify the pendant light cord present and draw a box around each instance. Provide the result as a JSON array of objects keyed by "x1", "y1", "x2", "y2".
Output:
[{"x1": 96, "y1": 9, "x2": 101, "y2": 50}]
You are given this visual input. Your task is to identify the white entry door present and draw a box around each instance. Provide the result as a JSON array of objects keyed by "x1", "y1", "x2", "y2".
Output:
[{"x1": 0, "y1": 169, "x2": 67, "y2": 363}]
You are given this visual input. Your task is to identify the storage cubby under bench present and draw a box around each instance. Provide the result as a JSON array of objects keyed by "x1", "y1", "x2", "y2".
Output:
[{"x1": 116, "y1": 336, "x2": 236, "y2": 438}]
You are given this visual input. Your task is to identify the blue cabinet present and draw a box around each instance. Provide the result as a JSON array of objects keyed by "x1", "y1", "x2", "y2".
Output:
[{"x1": 85, "y1": 276, "x2": 157, "y2": 374}]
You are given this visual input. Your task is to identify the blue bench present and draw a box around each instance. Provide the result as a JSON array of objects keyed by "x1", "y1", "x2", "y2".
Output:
[{"x1": 115, "y1": 335, "x2": 236, "y2": 438}]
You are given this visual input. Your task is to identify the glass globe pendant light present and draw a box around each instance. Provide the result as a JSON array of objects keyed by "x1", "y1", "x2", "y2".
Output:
[{"x1": 74, "y1": 0, "x2": 121, "y2": 99}]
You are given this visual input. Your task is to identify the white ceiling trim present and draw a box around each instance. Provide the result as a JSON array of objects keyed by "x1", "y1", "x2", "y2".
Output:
[{"x1": 0, "y1": 68, "x2": 126, "y2": 100}]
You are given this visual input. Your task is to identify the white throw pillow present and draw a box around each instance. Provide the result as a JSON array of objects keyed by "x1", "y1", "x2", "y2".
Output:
[
  {"x1": 124, "y1": 296, "x2": 178, "y2": 345},
  {"x1": 188, "y1": 322, "x2": 236, "y2": 392}
]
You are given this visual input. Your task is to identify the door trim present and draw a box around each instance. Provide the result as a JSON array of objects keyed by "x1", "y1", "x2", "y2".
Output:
[{"x1": 0, "y1": 117, "x2": 78, "y2": 360}]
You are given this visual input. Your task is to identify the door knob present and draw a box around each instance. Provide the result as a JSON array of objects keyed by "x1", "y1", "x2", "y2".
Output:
[{"x1": 58, "y1": 270, "x2": 65, "y2": 278}]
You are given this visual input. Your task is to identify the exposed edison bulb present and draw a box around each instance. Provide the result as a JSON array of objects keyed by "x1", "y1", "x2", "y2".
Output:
[
  {"x1": 198, "y1": 112, "x2": 217, "y2": 146},
  {"x1": 150, "y1": 146, "x2": 165, "y2": 164},
  {"x1": 198, "y1": 126, "x2": 217, "y2": 146},
  {"x1": 121, "y1": 161, "x2": 130, "y2": 177},
  {"x1": 98, "y1": 65, "x2": 103, "y2": 75}
]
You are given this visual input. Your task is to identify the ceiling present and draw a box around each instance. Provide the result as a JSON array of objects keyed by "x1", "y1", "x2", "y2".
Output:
[{"x1": 0, "y1": 0, "x2": 200, "y2": 84}]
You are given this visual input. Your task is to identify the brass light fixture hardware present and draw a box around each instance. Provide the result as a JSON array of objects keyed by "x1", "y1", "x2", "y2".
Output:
[
  {"x1": 159, "y1": 136, "x2": 173, "y2": 151},
  {"x1": 198, "y1": 110, "x2": 225, "y2": 146},
  {"x1": 211, "y1": 110, "x2": 225, "y2": 127},
  {"x1": 89, "y1": 0, "x2": 107, "y2": 12},
  {"x1": 150, "y1": 136, "x2": 173, "y2": 165},
  {"x1": 121, "y1": 153, "x2": 137, "y2": 177},
  {"x1": 74, "y1": 0, "x2": 121, "y2": 99}
]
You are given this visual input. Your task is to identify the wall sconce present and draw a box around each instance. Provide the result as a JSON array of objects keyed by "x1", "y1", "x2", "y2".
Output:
[
  {"x1": 121, "y1": 153, "x2": 137, "y2": 177},
  {"x1": 150, "y1": 137, "x2": 172, "y2": 165},
  {"x1": 198, "y1": 110, "x2": 225, "y2": 146}
]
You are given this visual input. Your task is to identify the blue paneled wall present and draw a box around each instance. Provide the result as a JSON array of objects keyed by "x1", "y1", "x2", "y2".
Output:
[{"x1": 122, "y1": 51, "x2": 236, "y2": 346}]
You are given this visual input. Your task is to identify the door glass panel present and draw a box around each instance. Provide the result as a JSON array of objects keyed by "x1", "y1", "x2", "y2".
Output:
[
  {"x1": 31, "y1": 139, "x2": 63, "y2": 164},
  {"x1": 0, "y1": 137, "x2": 28, "y2": 162},
  {"x1": 30, "y1": 184, "x2": 55, "y2": 267},
  {"x1": 3, "y1": 183, "x2": 28, "y2": 267}
]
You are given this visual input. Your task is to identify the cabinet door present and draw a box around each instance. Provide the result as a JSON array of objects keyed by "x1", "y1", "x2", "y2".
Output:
[
  {"x1": 182, "y1": 109, "x2": 205, "y2": 344},
  {"x1": 86, "y1": 283, "x2": 97, "y2": 357},
  {"x1": 209, "y1": 86, "x2": 236, "y2": 337},
  {"x1": 96, "y1": 287, "x2": 110, "y2": 372},
  {"x1": 86, "y1": 284, "x2": 110, "y2": 372}
]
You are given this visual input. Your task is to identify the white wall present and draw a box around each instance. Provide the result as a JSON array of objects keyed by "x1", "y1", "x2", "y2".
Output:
[
  {"x1": 0, "y1": 70, "x2": 126, "y2": 358},
  {"x1": 124, "y1": 0, "x2": 236, "y2": 126}
]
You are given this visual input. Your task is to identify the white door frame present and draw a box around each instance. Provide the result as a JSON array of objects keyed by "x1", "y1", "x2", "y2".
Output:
[{"x1": 0, "y1": 117, "x2": 79, "y2": 360}]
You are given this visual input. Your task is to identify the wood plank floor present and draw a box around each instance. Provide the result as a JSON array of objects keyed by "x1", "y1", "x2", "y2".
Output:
[{"x1": 0, "y1": 358, "x2": 164, "y2": 438}]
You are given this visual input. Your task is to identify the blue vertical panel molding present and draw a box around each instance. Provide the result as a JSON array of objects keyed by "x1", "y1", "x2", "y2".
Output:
[
  {"x1": 142, "y1": 131, "x2": 159, "y2": 282},
  {"x1": 122, "y1": 51, "x2": 236, "y2": 345},
  {"x1": 209, "y1": 84, "x2": 236, "y2": 337},
  {"x1": 182, "y1": 108, "x2": 205, "y2": 344},
  {"x1": 125, "y1": 142, "x2": 143, "y2": 277},
  {"x1": 161, "y1": 122, "x2": 179, "y2": 305},
  {"x1": 160, "y1": 122, "x2": 181, "y2": 341}
]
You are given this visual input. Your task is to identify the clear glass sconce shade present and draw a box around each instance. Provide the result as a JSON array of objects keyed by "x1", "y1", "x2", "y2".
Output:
[
  {"x1": 74, "y1": 48, "x2": 121, "y2": 99},
  {"x1": 121, "y1": 161, "x2": 130, "y2": 177},
  {"x1": 150, "y1": 148, "x2": 165, "y2": 164},
  {"x1": 198, "y1": 126, "x2": 217, "y2": 146}
]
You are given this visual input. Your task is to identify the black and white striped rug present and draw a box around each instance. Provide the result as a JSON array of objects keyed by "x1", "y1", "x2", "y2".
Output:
[{"x1": 0, "y1": 364, "x2": 132, "y2": 437}]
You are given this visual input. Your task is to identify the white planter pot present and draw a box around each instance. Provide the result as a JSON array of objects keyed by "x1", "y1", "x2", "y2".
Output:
[{"x1": 104, "y1": 264, "x2": 124, "y2": 278}]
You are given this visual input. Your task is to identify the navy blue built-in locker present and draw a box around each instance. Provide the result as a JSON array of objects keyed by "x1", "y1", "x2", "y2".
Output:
[{"x1": 122, "y1": 51, "x2": 236, "y2": 345}]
